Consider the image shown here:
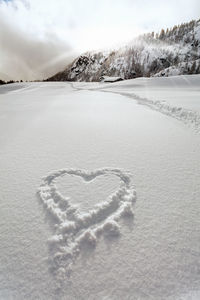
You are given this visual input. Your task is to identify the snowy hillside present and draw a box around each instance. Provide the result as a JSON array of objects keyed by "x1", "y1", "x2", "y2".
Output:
[
  {"x1": 48, "y1": 19, "x2": 200, "y2": 82},
  {"x1": 0, "y1": 75, "x2": 200, "y2": 299}
]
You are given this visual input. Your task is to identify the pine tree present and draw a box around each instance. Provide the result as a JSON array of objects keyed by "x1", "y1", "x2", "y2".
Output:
[
  {"x1": 190, "y1": 61, "x2": 196, "y2": 74},
  {"x1": 159, "y1": 29, "x2": 165, "y2": 40}
]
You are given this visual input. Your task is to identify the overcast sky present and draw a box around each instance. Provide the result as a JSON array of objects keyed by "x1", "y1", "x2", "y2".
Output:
[{"x1": 0, "y1": 0, "x2": 199, "y2": 80}]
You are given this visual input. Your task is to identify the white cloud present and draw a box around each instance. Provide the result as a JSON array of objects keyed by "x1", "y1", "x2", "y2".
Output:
[{"x1": 0, "y1": 0, "x2": 199, "y2": 80}]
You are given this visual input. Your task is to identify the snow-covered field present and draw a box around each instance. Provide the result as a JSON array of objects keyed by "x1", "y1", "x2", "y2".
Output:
[{"x1": 0, "y1": 75, "x2": 200, "y2": 300}]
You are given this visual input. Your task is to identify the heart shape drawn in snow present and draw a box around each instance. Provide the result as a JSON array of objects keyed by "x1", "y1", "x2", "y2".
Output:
[{"x1": 38, "y1": 168, "x2": 136, "y2": 280}]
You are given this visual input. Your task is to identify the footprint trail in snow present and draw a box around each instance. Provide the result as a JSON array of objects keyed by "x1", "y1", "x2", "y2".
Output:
[{"x1": 37, "y1": 168, "x2": 136, "y2": 282}]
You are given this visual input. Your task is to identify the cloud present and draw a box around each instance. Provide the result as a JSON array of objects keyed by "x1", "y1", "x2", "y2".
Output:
[
  {"x1": 0, "y1": 0, "x2": 74, "y2": 80},
  {"x1": 0, "y1": 0, "x2": 199, "y2": 80}
]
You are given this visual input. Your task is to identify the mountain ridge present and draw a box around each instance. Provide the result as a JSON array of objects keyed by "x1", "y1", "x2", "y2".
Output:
[{"x1": 47, "y1": 19, "x2": 200, "y2": 82}]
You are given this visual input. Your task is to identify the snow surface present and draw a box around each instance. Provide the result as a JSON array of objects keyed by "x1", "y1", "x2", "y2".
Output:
[
  {"x1": 74, "y1": 75, "x2": 200, "y2": 130},
  {"x1": 0, "y1": 76, "x2": 200, "y2": 299}
]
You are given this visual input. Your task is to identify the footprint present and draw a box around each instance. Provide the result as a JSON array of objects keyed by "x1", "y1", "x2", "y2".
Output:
[{"x1": 37, "y1": 168, "x2": 136, "y2": 281}]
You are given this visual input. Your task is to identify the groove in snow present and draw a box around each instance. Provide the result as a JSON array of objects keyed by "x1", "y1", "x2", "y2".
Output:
[{"x1": 37, "y1": 168, "x2": 136, "y2": 282}]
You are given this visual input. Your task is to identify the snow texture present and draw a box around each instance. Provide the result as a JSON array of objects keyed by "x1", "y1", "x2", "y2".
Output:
[
  {"x1": 38, "y1": 168, "x2": 136, "y2": 281},
  {"x1": 74, "y1": 74, "x2": 200, "y2": 132},
  {"x1": 0, "y1": 77, "x2": 200, "y2": 299},
  {"x1": 106, "y1": 90, "x2": 200, "y2": 132}
]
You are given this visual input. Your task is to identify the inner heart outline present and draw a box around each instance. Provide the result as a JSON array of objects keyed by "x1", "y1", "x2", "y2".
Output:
[{"x1": 38, "y1": 168, "x2": 136, "y2": 280}]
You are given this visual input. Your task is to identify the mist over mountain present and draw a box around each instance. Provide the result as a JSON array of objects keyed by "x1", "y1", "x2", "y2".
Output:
[{"x1": 48, "y1": 19, "x2": 200, "y2": 82}]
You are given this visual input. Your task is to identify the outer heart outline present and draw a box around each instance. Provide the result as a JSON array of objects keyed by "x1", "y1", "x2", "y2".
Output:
[{"x1": 38, "y1": 168, "x2": 136, "y2": 280}]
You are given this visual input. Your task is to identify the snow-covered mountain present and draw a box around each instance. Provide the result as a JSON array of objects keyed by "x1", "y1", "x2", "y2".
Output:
[{"x1": 47, "y1": 19, "x2": 200, "y2": 82}]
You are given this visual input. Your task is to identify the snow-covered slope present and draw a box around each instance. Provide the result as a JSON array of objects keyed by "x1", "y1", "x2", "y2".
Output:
[
  {"x1": 74, "y1": 74, "x2": 200, "y2": 131},
  {"x1": 0, "y1": 75, "x2": 200, "y2": 299},
  {"x1": 48, "y1": 19, "x2": 200, "y2": 82}
]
